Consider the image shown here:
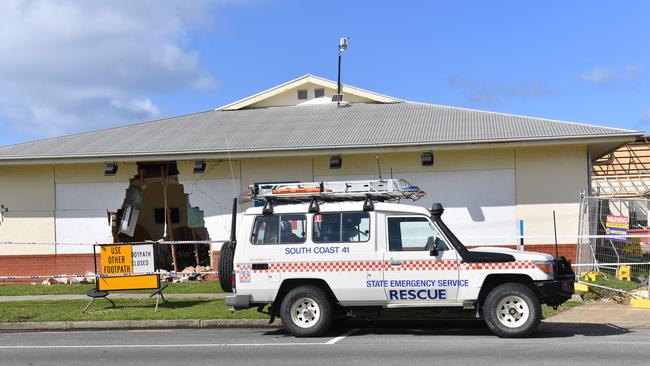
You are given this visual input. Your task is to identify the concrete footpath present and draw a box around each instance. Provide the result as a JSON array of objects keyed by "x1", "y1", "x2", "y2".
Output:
[
  {"x1": 545, "y1": 302, "x2": 650, "y2": 329},
  {"x1": 0, "y1": 293, "x2": 225, "y2": 302}
]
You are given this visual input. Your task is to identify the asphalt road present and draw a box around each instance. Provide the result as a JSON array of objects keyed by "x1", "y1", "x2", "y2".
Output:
[{"x1": 0, "y1": 322, "x2": 648, "y2": 366}]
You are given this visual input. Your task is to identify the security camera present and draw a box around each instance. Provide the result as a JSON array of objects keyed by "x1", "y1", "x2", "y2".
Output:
[{"x1": 339, "y1": 37, "x2": 349, "y2": 51}]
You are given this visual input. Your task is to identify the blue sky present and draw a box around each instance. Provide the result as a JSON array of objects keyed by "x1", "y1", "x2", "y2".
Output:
[{"x1": 1, "y1": 0, "x2": 649, "y2": 146}]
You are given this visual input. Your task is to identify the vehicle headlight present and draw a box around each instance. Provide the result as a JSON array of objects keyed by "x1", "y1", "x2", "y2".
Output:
[{"x1": 535, "y1": 261, "x2": 554, "y2": 276}]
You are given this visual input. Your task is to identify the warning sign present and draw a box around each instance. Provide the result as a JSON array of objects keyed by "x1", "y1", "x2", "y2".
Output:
[
  {"x1": 131, "y1": 244, "x2": 155, "y2": 274},
  {"x1": 606, "y1": 215, "x2": 629, "y2": 242},
  {"x1": 97, "y1": 244, "x2": 159, "y2": 291},
  {"x1": 100, "y1": 245, "x2": 133, "y2": 275}
]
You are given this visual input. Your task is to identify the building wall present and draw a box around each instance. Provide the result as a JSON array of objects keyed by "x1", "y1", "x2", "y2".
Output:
[
  {"x1": 0, "y1": 145, "x2": 588, "y2": 277},
  {"x1": 0, "y1": 165, "x2": 56, "y2": 255},
  {"x1": 515, "y1": 145, "x2": 587, "y2": 246},
  {"x1": 177, "y1": 160, "x2": 242, "y2": 241},
  {"x1": 54, "y1": 163, "x2": 136, "y2": 254}
]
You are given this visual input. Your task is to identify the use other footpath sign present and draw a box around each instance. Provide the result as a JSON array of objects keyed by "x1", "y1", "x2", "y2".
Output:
[{"x1": 100, "y1": 245, "x2": 133, "y2": 274}]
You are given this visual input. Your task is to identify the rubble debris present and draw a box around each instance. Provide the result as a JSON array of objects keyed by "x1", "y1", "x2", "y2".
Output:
[
  {"x1": 41, "y1": 278, "x2": 57, "y2": 285},
  {"x1": 180, "y1": 266, "x2": 195, "y2": 274}
]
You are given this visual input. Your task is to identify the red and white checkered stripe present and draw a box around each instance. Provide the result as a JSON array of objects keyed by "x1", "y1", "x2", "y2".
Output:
[
  {"x1": 265, "y1": 261, "x2": 388, "y2": 273},
  {"x1": 236, "y1": 264, "x2": 251, "y2": 281},
  {"x1": 243, "y1": 260, "x2": 535, "y2": 273},
  {"x1": 461, "y1": 261, "x2": 536, "y2": 270}
]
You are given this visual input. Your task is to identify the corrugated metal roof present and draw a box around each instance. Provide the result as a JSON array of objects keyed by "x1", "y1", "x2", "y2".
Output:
[{"x1": 0, "y1": 102, "x2": 642, "y2": 160}]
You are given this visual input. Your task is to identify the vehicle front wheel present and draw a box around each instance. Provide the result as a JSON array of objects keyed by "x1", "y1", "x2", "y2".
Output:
[
  {"x1": 280, "y1": 286, "x2": 333, "y2": 337},
  {"x1": 483, "y1": 283, "x2": 541, "y2": 338}
]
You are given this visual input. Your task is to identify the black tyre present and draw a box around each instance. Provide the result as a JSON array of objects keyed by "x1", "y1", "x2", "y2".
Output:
[
  {"x1": 280, "y1": 286, "x2": 333, "y2": 337},
  {"x1": 218, "y1": 241, "x2": 235, "y2": 293},
  {"x1": 483, "y1": 283, "x2": 541, "y2": 338}
]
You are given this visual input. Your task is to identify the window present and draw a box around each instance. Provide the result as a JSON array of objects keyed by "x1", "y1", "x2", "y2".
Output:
[
  {"x1": 313, "y1": 212, "x2": 370, "y2": 243},
  {"x1": 297, "y1": 89, "x2": 308, "y2": 100},
  {"x1": 314, "y1": 88, "x2": 325, "y2": 98},
  {"x1": 387, "y1": 217, "x2": 449, "y2": 252},
  {"x1": 154, "y1": 207, "x2": 180, "y2": 224},
  {"x1": 251, "y1": 215, "x2": 306, "y2": 244}
]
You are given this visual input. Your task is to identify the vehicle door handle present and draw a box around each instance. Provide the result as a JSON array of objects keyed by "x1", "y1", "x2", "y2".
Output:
[{"x1": 390, "y1": 260, "x2": 402, "y2": 266}]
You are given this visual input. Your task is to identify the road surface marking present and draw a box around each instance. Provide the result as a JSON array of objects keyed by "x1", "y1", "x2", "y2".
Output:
[
  {"x1": 326, "y1": 328, "x2": 359, "y2": 345},
  {"x1": 0, "y1": 342, "x2": 327, "y2": 350},
  {"x1": 127, "y1": 329, "x2": 173, "y2": 333}
]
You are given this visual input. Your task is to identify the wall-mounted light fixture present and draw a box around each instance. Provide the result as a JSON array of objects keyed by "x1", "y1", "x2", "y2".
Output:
[
  {"x1": 104, "y1": 162, "x2": 118, "y2": 176},
  {"x1": 330, "y1": 155, "x2": 342, "y2": 169},
  {"x1": 421, "y1": 151, "x2": 434, "y2": 166},
  {"x1": 193, "y1": 160, "x2": 206, "y2": 173}
]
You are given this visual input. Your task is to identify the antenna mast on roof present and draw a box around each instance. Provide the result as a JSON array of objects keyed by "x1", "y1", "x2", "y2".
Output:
[{"x1": 333, "y1": 37, "x2": 349, "y2": 103}]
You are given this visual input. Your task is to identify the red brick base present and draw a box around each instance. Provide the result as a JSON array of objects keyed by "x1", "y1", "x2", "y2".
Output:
[{"x1": 0, "y1": 254, "x2": 98, "y2": 283}]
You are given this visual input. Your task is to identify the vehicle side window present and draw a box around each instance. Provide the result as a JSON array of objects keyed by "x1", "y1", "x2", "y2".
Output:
[
  {"x1": 251, "y1": 215, "x2": 306, "y2": 244},
  {"x1": 313, "y1": 212, "x2": 370, "y2": 243},
  {"x1": 387, "y1": 217, "x2": 449, "y2": 252}
]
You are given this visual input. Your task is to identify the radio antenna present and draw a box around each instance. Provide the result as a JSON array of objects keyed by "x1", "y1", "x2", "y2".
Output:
[{"x1": 376, "y1": 156, "x2": 382, "y2": 179}]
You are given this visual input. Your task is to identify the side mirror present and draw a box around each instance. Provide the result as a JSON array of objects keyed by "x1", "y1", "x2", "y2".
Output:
[{"x1": 426, "y1": 236, "x2": 439, "y2": 256}]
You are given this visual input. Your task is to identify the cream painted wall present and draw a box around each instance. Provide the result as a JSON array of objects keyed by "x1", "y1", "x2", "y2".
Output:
[
  {"x1": 54, "y1": 163, "x2": 136, "y2": 254},
  {"x1": 54, "y1": 162, "x2": 138, "y2": 183},
  {"x1": 0, "y1": 165, "x2": 55, "y2": 254},
  {"x1": 177, "y1": 160, "x2": 243, "y2": 240},
  {"x1": 240, "y1": 156, "x2": 314, "y2": 192},
  {"x1": 313, "y1": 149, "x2": 515, "y2": 176},
  {"x1": 248, "y1": 82, "x2": 373, "y2": 108},
  {"x1": 0, "y1": 145, "x2": 589, "y2": 256},
  {"x1": 317, "y1": 170, "x2": 517, "y2": 246},
  {"x1": 515, "y1": 145, "x2": 588, "y2": 244}
]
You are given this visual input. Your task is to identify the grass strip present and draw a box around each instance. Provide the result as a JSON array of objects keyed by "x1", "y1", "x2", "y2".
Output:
[
  {"x1": 0, "y1": 281, "x2": 222, "y2": 296},
  {"x1": 0, "y1": 298, "x2": 264, "y2": 322}
]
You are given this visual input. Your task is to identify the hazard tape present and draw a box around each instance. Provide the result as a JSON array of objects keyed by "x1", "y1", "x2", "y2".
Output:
[
  {"x1": 0, "y1": 240, "x2": 225, "y2": 246},
  {"x1": 0, "y1": 271, "x2": 219, "y2": 280}
]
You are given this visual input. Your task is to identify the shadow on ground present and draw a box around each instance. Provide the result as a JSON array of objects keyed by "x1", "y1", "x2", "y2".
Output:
[{"x1": 262, "y1": 320, "x2": 630, "y2": 339}]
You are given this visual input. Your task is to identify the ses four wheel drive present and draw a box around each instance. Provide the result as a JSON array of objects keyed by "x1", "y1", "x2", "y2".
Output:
[{"x1": 223, "y1": 179, "x2": 575, "y2": 338}]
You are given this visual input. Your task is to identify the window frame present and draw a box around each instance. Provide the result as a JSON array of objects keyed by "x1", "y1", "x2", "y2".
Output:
[
  {"x1": 385, "y1": 215, "x2": 452, "y2": 252},
  {"x1": 311, "y1": 211, "x2": 372, "y2": 244},
  {"x1": 250, "y1": 214, "x2": 308, "y2": 245},
  {"x1": 314, "y1": 88, "x2": 325, "y2": 98},
  {"x1": 297, "y1": 89, "x2": 308, "y2": 100}
]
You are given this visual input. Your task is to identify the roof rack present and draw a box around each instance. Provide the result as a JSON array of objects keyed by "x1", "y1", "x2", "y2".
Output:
[{"x1": 249, "y1": 179, "x2": 426, "y2": 203}]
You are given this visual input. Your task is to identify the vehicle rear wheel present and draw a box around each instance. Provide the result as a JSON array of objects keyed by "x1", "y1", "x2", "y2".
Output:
[
  {"x1": 218, "y1": 241, "x2": 235, "y2": 293},
  {"x1": 280, "y1": 286, "x2": 333, "y2": 337},
  {"x1": 483, "y1": 282, "x2": 541, "y2": 338}
]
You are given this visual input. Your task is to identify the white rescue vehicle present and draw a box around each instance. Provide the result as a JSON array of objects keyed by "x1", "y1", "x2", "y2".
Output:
[{"x1": 222, "y1": 180, "x2": 574, "y2": 338}]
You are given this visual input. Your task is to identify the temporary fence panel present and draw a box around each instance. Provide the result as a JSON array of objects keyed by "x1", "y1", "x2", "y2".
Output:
[{"x1": 577, "y1": 195, "x2": 650, "y2": 298}]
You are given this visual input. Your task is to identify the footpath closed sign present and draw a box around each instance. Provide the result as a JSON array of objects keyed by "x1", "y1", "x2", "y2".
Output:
[
  {"x1": 98, "y1": 244, "x2": 159, "y2": 291},
  {"x1": 131, "y1": 244, "x2": 155, "y2": 274}
]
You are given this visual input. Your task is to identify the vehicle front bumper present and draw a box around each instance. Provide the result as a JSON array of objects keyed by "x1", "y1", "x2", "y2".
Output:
[
  {"x1": 225, "y1": 294, "x2": 252, "y2": 310},
  {"x1": 535, "y1": 276, "x2": 575, "y2": 306}
]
